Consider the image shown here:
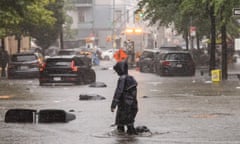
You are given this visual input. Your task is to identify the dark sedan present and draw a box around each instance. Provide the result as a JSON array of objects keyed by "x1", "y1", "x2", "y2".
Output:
[
  {"x1": 39, "y1": 55, "x2": 95, "y2": 85},
  {"x1": 156, "y1": 51, "x2": 195, "y2": 76}
]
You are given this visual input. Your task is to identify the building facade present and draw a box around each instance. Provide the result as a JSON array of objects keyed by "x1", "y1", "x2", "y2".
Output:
[
  {"x1": 1, "y1": 36, "x2": 31, "y2": 55},
  {"x1": 65, "y1": 0, "x2": 157, "y2": 51}
]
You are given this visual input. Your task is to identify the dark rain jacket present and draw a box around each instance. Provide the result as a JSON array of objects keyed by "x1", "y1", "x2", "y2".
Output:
[
  {"x1": 111, "y1": 61, "x2": 138, "y2": 126},
  {"x1": 0, "y1": 50, "x2": 9, "y2": 68}
]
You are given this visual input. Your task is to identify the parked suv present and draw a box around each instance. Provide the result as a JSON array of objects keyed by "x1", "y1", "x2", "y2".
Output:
[
  {"x1": 39, "y1": 55, "x2": 95, "y2": 85},
  {"x1": 8, "y1": 52, "x2": 44, "y2": 79},
  {"x1": 156, "y1": 51, "x2": 195, "y2": 76},
  {"x1": 138, "y1": 49, "x2": 160, "y2": 73}
]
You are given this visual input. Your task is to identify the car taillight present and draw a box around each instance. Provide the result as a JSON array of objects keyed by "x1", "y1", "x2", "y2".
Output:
[
  {"x1": 162, "y1": 61, "x2": 171, "y2": 66},
  {"x1": 40, "y1": 63, "x2": 46, "y2": 72},
  {"x1": 71, "y1": 61, "x2": 78, "y2": 72}
]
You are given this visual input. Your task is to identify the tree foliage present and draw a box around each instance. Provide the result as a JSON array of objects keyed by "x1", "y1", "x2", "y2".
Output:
[
  {"x1": 30, "y1": 0, "x2": 65, "y2": 50},
  {"x1": 0, "y1": 0, "x2": 56, "y2": 38},
  {"x1": 62, "y1": 0, "x2": 77, "y2": 41},
  {"x1": 0, "y1": 0, "x2": 69, "y2": 54},
  {"x1": 137, "y1": 0, "x2": 240, "y2": 79},
  {"x1": 138, "y1": 0, "x2": 240, "y2": 40}
]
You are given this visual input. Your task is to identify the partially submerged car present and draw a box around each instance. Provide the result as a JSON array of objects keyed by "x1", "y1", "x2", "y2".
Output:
[
  {"x1": 138, "y1": 49, "x2": 160, "y2": 73},
  {"x1": 156, "y1": 51, "x2": 195, "y2": 76},
  {"x1": 39, "y1": 55, "x2": 95, "y2": 85},
  {"x1": 8, "y1": 52, "x2": 44, "y2": 79}
]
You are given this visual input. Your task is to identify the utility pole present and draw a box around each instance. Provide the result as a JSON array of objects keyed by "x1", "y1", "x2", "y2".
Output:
[
  {"x1": 59, "y1": 0, "x2": 64, "y2": 49},
  {"x1": 112, "y1": 0, "x2": 116, "y2": 50}
]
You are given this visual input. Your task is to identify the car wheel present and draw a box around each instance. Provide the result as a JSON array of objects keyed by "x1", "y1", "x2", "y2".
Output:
[
  {"x1": 83, "y1": 69, "x2": 96, "y2": 84},
  {"x1": 161, "y1": 68, "x2": 170, "y2": 76},
  {"x1": 75, "y1": 80, "x2": 83, "y2": 85},
  {"x1": 75, "y1": 76, "x2": 84, "y2": 85},
  {"x1": 159, "y1": 70, "x2": 164, "y2": 76}
]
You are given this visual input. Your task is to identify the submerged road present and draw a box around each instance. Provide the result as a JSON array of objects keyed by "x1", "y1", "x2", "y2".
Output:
[{"x1": 0, "y1": 60, "x2": 240, "y2": 144}]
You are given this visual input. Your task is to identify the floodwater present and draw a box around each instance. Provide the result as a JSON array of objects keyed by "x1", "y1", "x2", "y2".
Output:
[{"x1": 0, "y1": 61, "x2": 240, "y2": 144}]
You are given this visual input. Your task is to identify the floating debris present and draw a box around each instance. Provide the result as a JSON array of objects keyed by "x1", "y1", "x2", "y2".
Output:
[
  {"x1": 79, "y1": 94, "x2": 106, "y2": 100},
  {"x1": 89, "y1": 82, "x2": 107, "y2": 88}
]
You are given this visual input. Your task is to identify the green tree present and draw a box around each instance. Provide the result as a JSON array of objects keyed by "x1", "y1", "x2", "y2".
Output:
[
  {"x1": 62, "y1": 0, "x2": 77, "y2": 41},
  {"x1": 138, "y1": 0, "x2": 240, "y2": 80},
  {"x1": 0, "y1": 0, "x2": 56, "y2": 51},
  {"x1": 214, "y1": 0, "x2": 240, "y2": 80},
  {"x1": 29, "y1": 0, "x2": 65, "y2": 52}
]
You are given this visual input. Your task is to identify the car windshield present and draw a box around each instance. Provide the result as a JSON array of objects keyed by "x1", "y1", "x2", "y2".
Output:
[
  {"x1": 46, "y1": 58, "x2": 85, "y2": 67},
  {"x1": 46, "y1": 59, "x2": 72, "y2": 67},
  {"x1": 11, "y1": 55, "x2": 37, "y2": 62},
  {"x1": 164, "y1": 53, "x2": 191, "y2": 61}
]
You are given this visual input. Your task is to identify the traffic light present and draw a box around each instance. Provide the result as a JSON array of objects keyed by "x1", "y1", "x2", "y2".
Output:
[
  {"x1": 139, "y1": 10, "x2": 144, "y2": 17},
  {"x1": 134, "y1": 9, "x2": 144, "y2": 22},
  {"x1": 134, "y1": 12, "x2": 140, "y2": 22}
]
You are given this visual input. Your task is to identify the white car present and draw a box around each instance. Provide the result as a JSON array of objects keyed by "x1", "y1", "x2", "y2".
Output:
[{"x1": 101, "y1": 49, "x2": 118, "y2": 60}]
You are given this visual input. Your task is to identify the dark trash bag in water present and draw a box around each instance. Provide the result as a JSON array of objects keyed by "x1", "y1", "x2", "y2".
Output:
[
  {"x1": 89, "y1": 82, "x2": 107, "y2": 88},
  {"x1": 5, "y1": 109, "x2": 37, "y2": 123},
  {"x1": 135, "y1": 125, "x2": 150, "y2": 133},
  {"x1": 38, "y1": 109, "x2": 76, "y2": 123},
  {"x1": 79, "y1": 94, "x2": 106, "y2": 100}
]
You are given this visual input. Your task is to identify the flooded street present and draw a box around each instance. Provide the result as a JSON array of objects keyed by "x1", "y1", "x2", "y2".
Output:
[
  {"x1": 2, "y1": 0, "x2": 240, "y2": 143},
  {"x1": 1, "y1": 61, "x2": 240, "y2": 144}
]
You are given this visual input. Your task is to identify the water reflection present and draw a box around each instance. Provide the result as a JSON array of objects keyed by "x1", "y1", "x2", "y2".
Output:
[
  {"x1": 0, "y1": 95, "x2": 11, "y2": 99},
  {"x1": 114, "y1": 136, "x2": 138, "y2": 144}
]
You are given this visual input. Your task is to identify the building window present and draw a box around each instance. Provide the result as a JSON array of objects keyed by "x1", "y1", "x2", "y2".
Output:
[
  {"x1": 78, "y1": 9, "x2": 85, "y2": 23},
  {"x1": 115, "y1": 10, "x2": 122, "y2": 22}
]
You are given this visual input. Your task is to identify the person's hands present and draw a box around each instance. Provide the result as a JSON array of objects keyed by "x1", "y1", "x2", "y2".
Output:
[{"x1": 111, "y1": 108, "x2": 115, "y2": 112}]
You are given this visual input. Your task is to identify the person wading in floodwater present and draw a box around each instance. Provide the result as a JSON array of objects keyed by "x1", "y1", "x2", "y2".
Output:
[{"x1": 111, "y1": 61, "x2": 138, "y2": 135}]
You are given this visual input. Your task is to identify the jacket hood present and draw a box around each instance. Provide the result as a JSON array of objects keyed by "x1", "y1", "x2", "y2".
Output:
[{"x1": 113, "y1": 61, "x2": 128, "y2": 76}]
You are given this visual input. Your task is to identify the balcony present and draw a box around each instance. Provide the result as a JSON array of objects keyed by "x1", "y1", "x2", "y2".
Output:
[{"x1": 72, "y1": 0, "x2": 93, "y2": 7}]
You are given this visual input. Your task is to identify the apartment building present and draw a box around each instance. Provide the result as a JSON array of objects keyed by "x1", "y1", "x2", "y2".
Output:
[{"x1": 65, "y1": 0, "x2": 156, "y2": 50}]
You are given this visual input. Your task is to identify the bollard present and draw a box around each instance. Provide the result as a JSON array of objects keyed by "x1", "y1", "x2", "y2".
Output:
[{"x1": 211, "y1": 69, "x2": 222, "y2": 83}]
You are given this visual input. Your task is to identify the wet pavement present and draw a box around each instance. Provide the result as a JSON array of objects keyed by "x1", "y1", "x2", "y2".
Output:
[{"x1": 0, "y1": 60, "x2": 240, "y2": 144}]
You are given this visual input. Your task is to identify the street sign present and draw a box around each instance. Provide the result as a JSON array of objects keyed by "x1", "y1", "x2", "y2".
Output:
[
  {"x1": 233, "y1": 8, "x2": 240, "y2": 15},
  {"x1": 190, "y1": 26, "x2": 196, "y2": 37}
]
